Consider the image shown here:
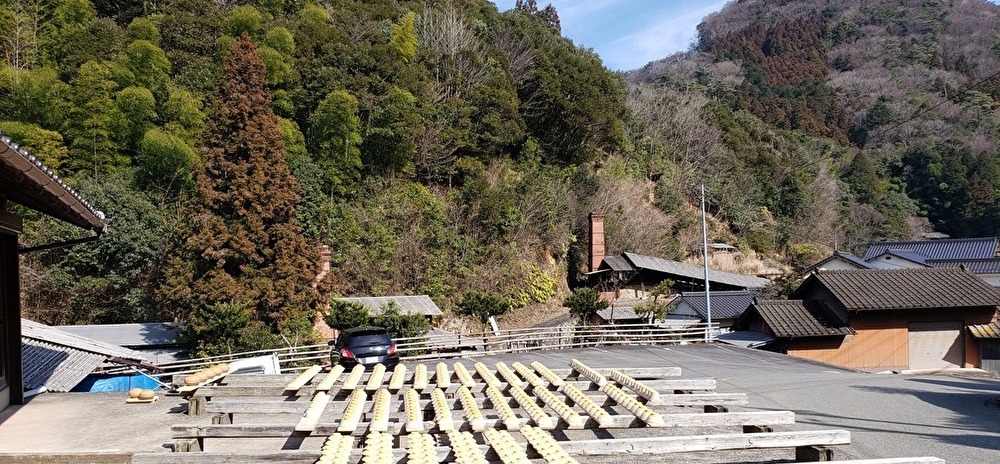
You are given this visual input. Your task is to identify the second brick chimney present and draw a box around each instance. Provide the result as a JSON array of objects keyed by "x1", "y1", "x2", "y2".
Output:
[{"x1": 589, "y1": 212, "x2": 605, "y2": 272}]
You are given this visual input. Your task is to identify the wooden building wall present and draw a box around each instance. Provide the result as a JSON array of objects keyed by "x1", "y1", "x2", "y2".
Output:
[{"x1": 787, "y1": 309, "x2": 995, "y2": 371}]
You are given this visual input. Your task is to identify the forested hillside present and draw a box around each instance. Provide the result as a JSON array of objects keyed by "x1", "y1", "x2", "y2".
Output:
[
  {"x1": 6, "y1": 0, "x2": 1000, "y2": 353},
  {"x1": 1, "y1": 0, "x2": 638, "y2": 351},
  {"x1": 633, "y1": 0, "x2": 1000, "y2": 248}
]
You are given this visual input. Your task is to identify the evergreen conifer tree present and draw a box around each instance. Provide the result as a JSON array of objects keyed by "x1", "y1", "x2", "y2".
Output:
[{"x1": 161, "y1": 35, "x2": 326, "y2": 353}]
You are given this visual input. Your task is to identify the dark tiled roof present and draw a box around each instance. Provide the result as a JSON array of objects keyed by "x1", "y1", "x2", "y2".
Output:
[
  {"x1": 804, "y1": 251, "x2": 873, "y2": 274},
  {"x1": 672, "y1": 290, "x2": 756, "y2": 320},
  {"x1": 622, "y1": 252, "x2": 772, "y2": 289},
  {"x1": 601, "y1": 255, "x2": 635, "y2": 272},
  {"x1": 803, "y1": 268, "x2": 1000, "y2": 310},
  {"x1": 968, "y1": 322, "x2": 1000, "y2": 339},
  {"x1": 753, "y1": 300, "x2": 855, "y2": 338},
  {"x1": 862, "y1": 237, "x2": 997, "y2": 261},
  {"x1": 0, "y1": 132, "x2": 106, "y2": 232},
  {"x1": 927, "y1": 258, "x2": 1000, "y2": 274}
]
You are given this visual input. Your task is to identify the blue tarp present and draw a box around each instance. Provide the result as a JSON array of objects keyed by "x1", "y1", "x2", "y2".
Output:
[{"x1": 72, "y1": 374, "x2": 161, "y2": 392}]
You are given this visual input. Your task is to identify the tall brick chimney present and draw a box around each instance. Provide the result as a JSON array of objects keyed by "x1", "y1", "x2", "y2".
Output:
[{"x1": 589, "y1": 212, "x2": 605, "y2": 272}]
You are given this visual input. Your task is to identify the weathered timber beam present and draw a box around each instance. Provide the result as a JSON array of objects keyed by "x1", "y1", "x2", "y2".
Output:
[
  {"x1": 561, "y1": 430, "x2": 851, "y2": 455},
  {"x1": 173, "y1": 410, "x2": 794, "y2": 438},
  {"x1": 194, "y1": 378, "x2": 714, "y2": 398}
]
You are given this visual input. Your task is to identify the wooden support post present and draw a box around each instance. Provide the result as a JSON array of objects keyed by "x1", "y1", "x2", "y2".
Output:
[
  {"x1": 173, "y1": 438, "x2": 203, "y2": 452},
  {"x1": 796, "y1": 446, "x2": 834, "y2": 461},
  {"x1": 188, "y1": 395, "x2": 206, "y2": 416},
  {"x1": 211, "y1": 413, "x2": 233, "y2": 425}
]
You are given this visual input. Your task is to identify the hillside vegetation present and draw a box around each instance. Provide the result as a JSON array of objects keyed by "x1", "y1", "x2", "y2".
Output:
[{"x1": 5, "y1": 0, "x2": 1000, "y2": 352}]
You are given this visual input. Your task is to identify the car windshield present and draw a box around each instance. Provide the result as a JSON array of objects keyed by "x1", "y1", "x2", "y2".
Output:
[{"x1": 344, "y1": 332, "x2": 390, "y2": 347}]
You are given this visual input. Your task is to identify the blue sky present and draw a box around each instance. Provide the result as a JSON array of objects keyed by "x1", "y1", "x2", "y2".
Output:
[{"x1": 491, "y1": 0, "x2": 730, "y2": 71}]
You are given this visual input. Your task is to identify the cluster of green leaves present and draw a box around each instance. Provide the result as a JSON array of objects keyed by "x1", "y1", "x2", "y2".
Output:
[
  {"x1": 6, "y1": 0, "x2": 630, "y2": 339},
  {"x1": 563, "y1": 287, "x2": 608, "y2": 323},
  {"x1": 325, "y1": 300, "x2": 429, "y2": 340}
]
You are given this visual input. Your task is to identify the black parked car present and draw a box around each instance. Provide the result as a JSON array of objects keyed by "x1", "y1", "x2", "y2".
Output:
[{"x1": 329, "y1": 326, "x2": 400, "y2": 368}]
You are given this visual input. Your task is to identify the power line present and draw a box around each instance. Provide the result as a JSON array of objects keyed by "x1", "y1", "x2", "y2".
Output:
[{"x1": 865, "y1": 66, "x2": 1000, "y2": 141}]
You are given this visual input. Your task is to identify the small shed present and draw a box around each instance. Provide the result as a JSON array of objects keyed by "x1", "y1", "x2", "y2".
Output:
[
  {"x1": 670, "y1": 290, "x2": 756, "y2": 330},
  {"x1": 968, "y1": 322, "x2": 1000, "y2": 376},
  {"x1": 337, "y1": 295, "x2": 443, "y2": 318},
  {"x1": 56, "y1": 322, "x2": 185, "y2": 364},
  {"x1": 21, "y1": 319, "x2": 152, "y2": 393}
]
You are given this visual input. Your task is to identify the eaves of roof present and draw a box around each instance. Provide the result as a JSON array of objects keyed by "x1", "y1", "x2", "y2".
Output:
[
  {"x1": 0, "y1": 132, "x2": 106, "y2": 232},
  {"x1": 805, "y1": 268, "x2": 1000, "y2": 311}
]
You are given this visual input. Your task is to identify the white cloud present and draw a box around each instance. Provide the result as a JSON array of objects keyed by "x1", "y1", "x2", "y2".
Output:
[
  {"x1": 599, "y1": 0, "x2": 729, "y2": 70},
  {"x1": 490, "y1": 0, "x2": 730, "y2": 71}
]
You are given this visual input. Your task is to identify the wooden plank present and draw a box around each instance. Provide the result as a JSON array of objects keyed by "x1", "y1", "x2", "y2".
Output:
[
  {"x1": 144, "y1": 430, "x2": 860, "y2": 464},
  {"x1": 293, "y1": 391, "x2": 330, "y2": 432},
  {"x1": 283, "y1": 366, "x2": 321, "y2": 394},
  {"x1": 176, "y1": 371, "x2": 230, "y2": 394},
  {"x1": 194, "y1": 378, "x2": 714, "y2": 397},
  {"x1": 828, "y1": 459, "x2": 945, "y2": 464},
  {"x1": 552, "y1": 366, "x2": 681, "y2": 379},
  {"x1": 191, "y1": 379, "x2": 716, "y2": 398},
  {"x1": 218, "y1": 366, "x2": 682, "y2": 386},
  {"x1": 174, "y1": 411, "x2": 793, "y2": 438},
  {"x1": 561, "y1": 430, "x2": 851, "y2": 455},
  {"x1": 316, "y1": 365, "x2": 345, "y2": 391},
  {"x1": 201, "y1": 390, "x2": 743, "y2": 415}
]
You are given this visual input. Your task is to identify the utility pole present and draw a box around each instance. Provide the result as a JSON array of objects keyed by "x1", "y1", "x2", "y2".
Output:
[{"x1": 701, "y1": 184, "x2": 712, "y2": 341}]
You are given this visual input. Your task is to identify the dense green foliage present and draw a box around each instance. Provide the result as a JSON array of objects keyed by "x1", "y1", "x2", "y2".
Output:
[
  {"x1": 563, "y1": 287, "x2": 608, "y2": 323},
  {"x1": 324, "y1": 300, "x2": 429, "y2": 339},
  {"x1": 10, "y1": 0, "x2": 1000, "y2": 341},
  {"x1": 5, "y1": 0, "x2": 628, "y2": 338},
  {"x1": 457, "y1": 291, "x2": 511, "y2": 330},
  {"x1": 159, "y1": 36, "x2": 327, "y2": 353}
]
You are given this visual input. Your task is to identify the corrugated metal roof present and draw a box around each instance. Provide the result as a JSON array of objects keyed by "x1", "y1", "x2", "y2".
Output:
[
  {"x1": 862, "y1": 237, "x2": 997, "y2": 261},
  {"x1": 753, "y1": 300, "x2": 855, "y2": 338},
  {"x1": 596, "y1": 306, "x2": 643, "y2": 321},
  {"x1": 21, "y1": 319, "x2": 149, "y2": 360},
  {"x1": 928, "y1": 258, "x2": 1000, "y2": 274},
  {"x1": 55, "y1": 322, "x2": 181, "y2": 347},
  {"x1": 805, "y1": 268, "x2": 1000, "y2": 311},
  {"x1": 22, "y1": 338, "x2": 106, "y2": 392},
  {"x1": 601, "y1": 255, "x2": 635, "y2": 272},
  {"x1": 338, "y1": 295, "x2": 443, "y2": 316},
  {"x1": 623, "y1": 252, "x2": 772, "y2": 289},
  {"x1": 968, "y1": 322, "x2": 1000, "y2": 339},
  {"x1": 672, "y1": 290, "x2": 756, "y2": 320}
]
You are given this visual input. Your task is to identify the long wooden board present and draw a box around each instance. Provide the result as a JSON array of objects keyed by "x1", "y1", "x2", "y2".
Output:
[{"x1": 172, "y1": 411, "x2": 794, "y2": 438}]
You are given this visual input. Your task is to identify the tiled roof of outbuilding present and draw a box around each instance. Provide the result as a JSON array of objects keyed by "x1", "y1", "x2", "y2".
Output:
[
  {"x1": 672, "y1": 290, "x2": 756, "y2": 320},
  {"x1": 968, "y1": 322, "x2": 1000, "y2": 339},
  {"x1": 862, "y1": 237, "x2": 996, "y2": 261},
  {"x1": 622, "y1": 252, "x2": 772, "y2": 289},
  {"x1": 753, "y1": 300, "x2": 855, "y2": 338},
  {"x1": 927, "y1": 258, "x2": 1000, "y2": 274},
  {"x1": 21, "y1": 319, "x2": 149, "y2": 392},
  {"x1": 803, "y1": 268, "x2": 1000, "y2": 310}
]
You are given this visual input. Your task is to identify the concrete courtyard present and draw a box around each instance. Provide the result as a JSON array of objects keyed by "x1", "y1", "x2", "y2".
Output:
[{"x1": 0, "y1": 344, "x2": 997, "y2": 462}]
